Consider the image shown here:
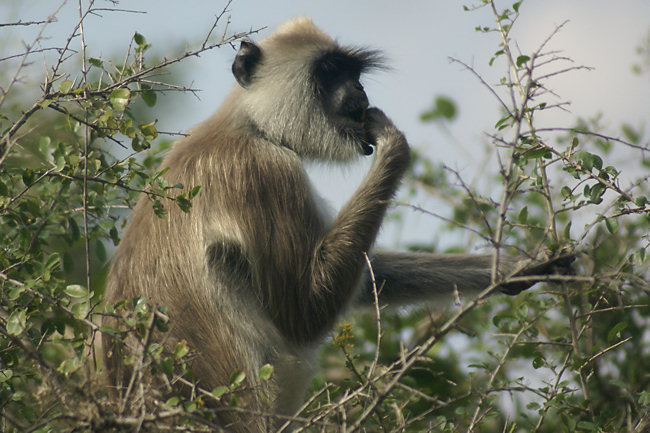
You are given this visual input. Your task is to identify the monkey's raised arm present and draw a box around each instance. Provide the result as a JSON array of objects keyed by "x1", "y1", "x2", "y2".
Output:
[{"x1": 295, "y1": 109, "x2": 411, "y2": 343}]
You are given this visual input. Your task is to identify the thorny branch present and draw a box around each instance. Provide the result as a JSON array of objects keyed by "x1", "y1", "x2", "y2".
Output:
[{"x1": 0, "y1": 1, "x2": 261, "y2": 164}]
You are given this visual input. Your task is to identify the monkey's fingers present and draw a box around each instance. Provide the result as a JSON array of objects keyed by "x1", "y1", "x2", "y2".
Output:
[
  {"x1": 525, "y1": 252, "x2": 576, "y2": 277},
  {"x1": 360, "y1": 108, "x2": 386, "y2": 155},
  {"x1": 499, "y1": 252, "x2": 576, "y2": 295}
]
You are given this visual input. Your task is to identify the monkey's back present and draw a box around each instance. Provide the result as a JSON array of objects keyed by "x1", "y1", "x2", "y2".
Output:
[{"x1": 103, "y1": 109, "x2": 327, "y2": 430}]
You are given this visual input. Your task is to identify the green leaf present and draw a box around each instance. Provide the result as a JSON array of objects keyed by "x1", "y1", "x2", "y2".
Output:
[
  {"x1": 420, "y1": 96, "x2": 457, "y2": 123},
  {"x1": 131, "y1": 136, "x2": 143, "y2": 151},
  {"x1": 109, "y1": 88, "x2": 131, "y2": 111},
  {"x1": 516, "y1": 55, "x2": 530, "y2": 67},
  {"x1": 134, "y1": 32, "x2": 147, "y2": 46},
  {"x1": 176, "y1": 195, "x2": 191, "y2": 213},
  {"x1": 560, "y1": 186, "x2": 572, "y2": 199},
  {"x1": 7, "y1": 309, "x2": 27, "y2": 335},
  {"x1": 577, "y1": 421, "x2": 597, "y2": 431},
  {"x1": 45, "y1": 253, "x2": 60, "y2": 271},
  {"x1": 71, "y1": 302, "x2": 90, "y2": 319},
  {"x1": 522, "y1": 145, "x2": 552, "y2": 161},
  {"x1": 164, "y1": 397, "x2": 179, "y2": 409},
  {"x1": 532, "y1": 352, "x2": 545, "y2": 369},
  {"x1": 517, "y1": 206, "x2": 528, "y2": 224},
  {"x1": 212, "y1": 386, "x2": 228, "y2": 398},
  {"x1": 53, "y1": 152, "x2": 65, "y2": 172},
  {"x1": 259, "y1": 363, "x2": 274, "y2": 381},
  {"x1": 58, "y1": 357, "x2": 81, "y2": 376},
  {"x1": 592, "y1": 154, "x2": 603, "y2": 170},
  {"x1": 0, "y1": 370, "x2": 13, "y2": 382},
  {"x1": 153, "y1": 199, "x2": 167, "y2": 218},
  {"x1": 59, "y1": 80, "x2": 73, "y2": 93},
  {"x1": 494, "y1": 115, "x2": 511, "y2": 130},
  {"x1": 139, "y1": 121, "x2": 158, "y2": 140},
  {"x1": 155, "y1": 314, "x2": 169, "y2": 332},
  {"x1": 67, "y1": 217, "x2": 80, "y2": 242},
  {"x1": 64, "y1": 284, "x2": 88, "y2": 298},
  {"x1": 526, "y1": 401, "x2": 540, "y2": 410},
  {"x1": 174, "y1": 340, "x2": 190, "y2": 359},
  {"x1": 89, "y1": 57, "x2": 103, "y2": 67},
  {"x1": 95, "y1": 240, "x2": 107, "y2": 262},
  {"x1": 160, "y1": 358, "x2": 174, "y2": 375},
  {"x1": 563, "y1": 221, "x2": 572, "y2": 240},
  {"x1": 229, "y1": 369, "x2": 246, "y2": 387},
  {"x1": 189, "y1": 185, "x2": 202, "y2": 199},
  {"x1": 607, "y1": 322, "x2": 628, "y2": 342},
  {"x1": 148, "y1": 343, "x2": 163, "y2": 358},
  {"x1": 639, "y1": 390, "x2": 650, "y2": 406},
  {"x1": 632, "y1": 248, "x2": 646, "y2": 265},
  {"x1": 621, "y1": 123, "x2": 641, "y2": 144},
  {"x1": 588, "y1": 183, "x2": 606, "y2": 204},
  {"x1": 605, "y1": 217, "x2": 619, "y2": 234},
  {"x1": 41, "y1": 342, "x2": 67, "y2": 364},
  {"x1": 142, "y1": 89, "x2": 157, "y2": 107},
  {"x1": 577, "y1": 151, "x2": 603, "y2": 172},
  {"x1": 99, "y1": 325, "x2": 119, "y2": 335},
  {"x1": 434, "y1": 96, "x2": 457, "y2": 120},
  {"x1": 109, "y1": 226, "x2": 120, "y2": 246},
  {"x1": 7, "y1": 285, "x2": 25, "y2": 301}
]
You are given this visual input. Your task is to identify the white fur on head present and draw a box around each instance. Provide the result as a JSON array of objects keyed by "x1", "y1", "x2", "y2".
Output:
[
  {"x1": 271, "y1": 17, "x2": 333, "y2": 42},
  {"x1": 237, "y1": 18, "x2": 374, "y2": 162}
]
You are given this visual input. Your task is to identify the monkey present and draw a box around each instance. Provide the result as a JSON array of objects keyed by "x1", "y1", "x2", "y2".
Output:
[{"x1": 103, "y1": 18, "x2": 570, "y2": 432}]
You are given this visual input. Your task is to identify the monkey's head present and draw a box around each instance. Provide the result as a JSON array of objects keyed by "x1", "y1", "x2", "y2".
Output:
[{"x1": 231, "y1": 18, "x2": 384, "y2": 161}]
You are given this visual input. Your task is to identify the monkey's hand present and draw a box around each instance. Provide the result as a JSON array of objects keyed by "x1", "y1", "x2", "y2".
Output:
[
  {"x1": 364, "y1": 108, "x2": 411, "y2": 170},
  {"x1": 500, "y1": 251, "x2": 576, "y2": 295}
]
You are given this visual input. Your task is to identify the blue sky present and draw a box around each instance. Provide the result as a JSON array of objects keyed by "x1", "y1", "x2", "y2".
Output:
[{"x1": 3, "y1": 0, "x2": 649, "y2": 247}]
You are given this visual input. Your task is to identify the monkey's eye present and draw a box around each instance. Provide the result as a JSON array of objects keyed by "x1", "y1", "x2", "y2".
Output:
[{"x1": 361, "y1": 142, "x2": 374, "y2": 155}]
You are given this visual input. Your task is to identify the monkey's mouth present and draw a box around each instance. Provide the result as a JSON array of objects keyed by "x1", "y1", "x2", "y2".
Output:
[
  {"x1": 336, "y1": 107, "x2": 374, "y2": 155},
  {"x1": 348, "y1": 108, "x2": 374, "y2": 155}
]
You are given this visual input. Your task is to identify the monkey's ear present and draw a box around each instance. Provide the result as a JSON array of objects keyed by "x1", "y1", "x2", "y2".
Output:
[{"x1": 232, "y1": 40, "x2": 262, "y2": 88}]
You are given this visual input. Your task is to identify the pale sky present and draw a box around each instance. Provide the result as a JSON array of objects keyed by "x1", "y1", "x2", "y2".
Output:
[{"x1": 3, "y1": 0, "x2": 649, "y2": 247}]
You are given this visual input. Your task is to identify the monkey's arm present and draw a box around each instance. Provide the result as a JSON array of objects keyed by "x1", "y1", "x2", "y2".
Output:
[
  {"x1": 356, "y1": 251, "x2": 572, "y2": 307},
  {"x1": 292, "y1": 110, "x2": 410, "y2": 343}
]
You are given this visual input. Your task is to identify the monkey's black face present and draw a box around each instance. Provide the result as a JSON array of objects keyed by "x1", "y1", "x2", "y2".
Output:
[
  {"x1": 312, "y1": 51, "x2": 377, "y2": 155},
  {"x1": 327, "y1": 75, "x2": 367, "y2": 123},
  {"x1": 319, "y1": 73, "x2": 374, "y2": 155},
  {"x1": 232, "y1": 39, "x2": 383, "y2": 157}
]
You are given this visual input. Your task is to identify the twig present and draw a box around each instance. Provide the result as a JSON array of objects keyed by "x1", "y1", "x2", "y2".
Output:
[
  {"x1": 0, "y1": 20, "x2": 52, "y2": 27},
  {"x1": 579, "y1": 337, "x2": 632, "y2": 370},
  {"x1": 78, "y1": 0, "x2": 93, "y2": 311},
  {"x1": 364, "y1": 252, "x2": 383, "y2": 380}
]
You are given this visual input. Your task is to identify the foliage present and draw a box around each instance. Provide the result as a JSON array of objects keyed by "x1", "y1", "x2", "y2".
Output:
[
  {"x1": 0, "y1": 1, "x2": 261, "y2": 431},
  {"x1": 0, "y1": 1, "x2": 648, "y2": 432}
]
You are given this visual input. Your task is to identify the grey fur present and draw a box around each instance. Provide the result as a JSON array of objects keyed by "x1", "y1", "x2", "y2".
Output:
[{"x1": 104, "y1": 18, "x2": 557, "y2": 432}]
